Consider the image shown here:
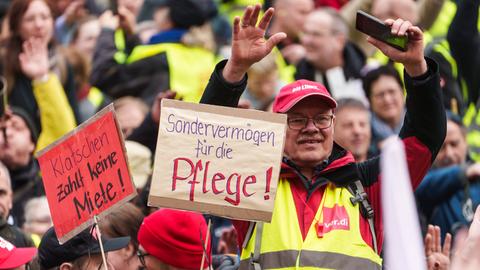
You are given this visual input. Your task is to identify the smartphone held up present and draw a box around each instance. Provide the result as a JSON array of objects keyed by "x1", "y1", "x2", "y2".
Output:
[{"x1": 355, "y1": 10, "x2": 408, "y2": 52}]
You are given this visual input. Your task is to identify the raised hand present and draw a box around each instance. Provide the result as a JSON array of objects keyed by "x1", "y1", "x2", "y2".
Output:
[
  {"x1": 223, "y1": 4, "x2": 286, "y2": 83},
  {"x1": 19, "y1": 38, "x2": 49, "y2": 81},
  {"x1": 424, "y1": 225, "x2": 451, "y2": 270},
  {"x1": 367, "y1": 18, "x2": 427, "y2": 77}
]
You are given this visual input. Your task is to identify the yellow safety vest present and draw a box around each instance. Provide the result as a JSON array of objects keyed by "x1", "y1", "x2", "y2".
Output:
[
  {"x1": 220, "y1": 0, "x2": 265, "y2": 24},
  {"x1": 126, "y1": 43, "x2": 217, "y2": 103},
  {"x1": 272, "y1": 46, "x2": 295, "y2": 84},
  {"x1": 240, "y1": 179, "x2": 382, "y2": 270},
  {"x1": 427, "y1": 1, "x2": 480, "y2": 39},
  {"x1": 463, "y1": 104, "x2": 480, "y2": 161},
  {"x1": 114, "y1": 29, "x2": 127, "y2": 64}
]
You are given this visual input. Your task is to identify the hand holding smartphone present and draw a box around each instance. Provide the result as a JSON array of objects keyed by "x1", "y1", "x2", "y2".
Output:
[{"x1": 355, "y1": 10, "x2": 408, "y2": 52}]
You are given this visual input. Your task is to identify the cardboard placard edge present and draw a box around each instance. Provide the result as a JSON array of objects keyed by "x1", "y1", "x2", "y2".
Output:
[
  {"x1": 148, "y1": 196, "x2": 272, "y2": 222},
  {"x1": 161, "y1": 99, "x2": 287, "y2": 124},
  {"x1": 35, "y1": 104, "x2": 115, "y2": 158}
]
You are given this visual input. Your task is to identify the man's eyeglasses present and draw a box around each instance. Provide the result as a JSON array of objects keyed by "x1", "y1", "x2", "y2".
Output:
[
  {"x1": 137, "y1": 249, "x2": 150, "y2": 269},
  {"x1": 287, "y1": 114, "x2": 334, "y2": 130}
]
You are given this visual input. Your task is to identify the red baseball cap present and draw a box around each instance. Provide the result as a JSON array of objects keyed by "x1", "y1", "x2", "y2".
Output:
[
  {"x1": 0, "y1": 237, "x2": 36, "y2": 269},
  {"x1": 138, "y1": 209, "x2": 211, "y2": 270},
  {"x1": 272, "y1": 79, "x2": 337, "y2": 113}
]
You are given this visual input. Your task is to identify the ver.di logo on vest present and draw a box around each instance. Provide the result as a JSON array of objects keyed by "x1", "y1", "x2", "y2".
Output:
[{"x1": 317, "y1": 204, "x2": 350, "y2": 238}]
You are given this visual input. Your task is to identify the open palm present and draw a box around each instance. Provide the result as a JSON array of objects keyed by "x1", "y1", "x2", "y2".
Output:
[
  {"x1": 19, "y1": 38, "x2": 49, "y2": 80},
  {"x1": 229, "y1": 5, "x2": 286, "y2": 72}
]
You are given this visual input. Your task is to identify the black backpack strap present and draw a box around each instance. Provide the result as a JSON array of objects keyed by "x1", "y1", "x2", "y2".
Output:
[{"x1": 347, "y1": 180, "x2": 378, "y2": 254}]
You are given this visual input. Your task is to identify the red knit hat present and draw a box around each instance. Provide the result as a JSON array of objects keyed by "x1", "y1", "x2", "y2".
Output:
[
  {"x1": 272, "y1": 79, "x2": 337, "y2": 113},
  {"x1": 138, "y1": 209, "x2": 211, "y2": 270}
]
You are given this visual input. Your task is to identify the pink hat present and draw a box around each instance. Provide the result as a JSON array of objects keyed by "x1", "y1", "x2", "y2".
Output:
[
  {"x1": 138, "y1": 209, "x2": 211, "y2": 270},
  {"x1": 272, "y1": 80, "x2": 337, "y2": 113},
  {"x1": 0, "y1": 237, "x2": 36, "y2": 269}
]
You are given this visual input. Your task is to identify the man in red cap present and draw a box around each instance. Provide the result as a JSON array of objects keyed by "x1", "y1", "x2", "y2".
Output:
[
  {"x1": 137, "y1": 208, "x2": 211, "y2": 270},
  {"x1": 0, "y1": 236, "x2": 36, "y2": 270},
  {"x1": 200, "y1": 4, "x2": 446, "y2": 269}
]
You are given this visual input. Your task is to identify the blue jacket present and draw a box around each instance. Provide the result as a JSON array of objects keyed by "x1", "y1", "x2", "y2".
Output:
[{"x1": 416, "y1": 166, "x2": 480, "y2": 238}]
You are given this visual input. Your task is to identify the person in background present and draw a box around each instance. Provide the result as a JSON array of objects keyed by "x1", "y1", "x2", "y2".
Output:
[
  {"x1": 1, "y1": 32, "x2": 76, "y2": 224},
  {"x1": 53, "y1": 0, "x2": 88, "y2": 44},
  {"x1": 0, "y1": 108, "x2": 43, "y2": 226},
  {"x1": 416, "y1": 113, "x2": 480, "y2": 239},
  {"x1": 91, "y1": 0, "x2": 217, "y2": 105},
  {"x1": 113, "y1": 96, "x2": 148, "y2": 137},
  {"x1": 296, "y1": 8, "x2": 366, "y2": 101},
  {"x1": 38, "y1": 226, "x2": 130, "y2": 270},
  {"x1": 0, "y1": 236, "x2": 36, "y2": 270},
  {"x1": 22, "y1": 196, "x2": 52, "y2": 246},
  {"x1": 241, "y1": 51, "x2": 280, "y2": 111},
  {"x1": 67, "y1": 16, "x2": 109, "y2": 122},
  {"x1": 3, "y1": 0, "x2": 79, "y2": 139},
  {"x1": 362, "y1": 64, "x2": 405, "y2": 154},
  {"x1": 124, "y1": 140, "x2": 152, "y2": 191},
  {"x1": 70, "y1": 16, "x2": 100, "y2": 62},
  {"x1": 0, "y1": 161, "x2": 34, "y2": 248},
  {"x1": 334, "y1": 98, "x2": 371, "y2": 162},
  {"x1": 267, "y1": 0, "x2": 313, "y2": 66},
  {"x1": 137, "y1": 208, "x2": 211, "y2": 270},
  {"x1": 98, "y1": 203, "x2": 144, "y2": 270}
]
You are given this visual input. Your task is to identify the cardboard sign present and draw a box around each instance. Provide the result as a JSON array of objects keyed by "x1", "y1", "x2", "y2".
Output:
[
  {"x1": 37, "y1": 105, "x2": 136, "y2": 243},
  {"x1": 149, "y1": 100, "x2": 286, "y2": 222}
]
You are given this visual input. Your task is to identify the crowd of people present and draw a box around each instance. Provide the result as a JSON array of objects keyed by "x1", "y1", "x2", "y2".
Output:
[{"x1": 0, "y1": 0, "x2": 480, "y2": 269}]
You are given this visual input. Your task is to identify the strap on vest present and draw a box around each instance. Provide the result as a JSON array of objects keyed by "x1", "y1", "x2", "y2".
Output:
[
  {"x1": 245, "y1": 222, "x2": 263, "y2": 270},
  {"x1": 347, "y1": 180, "x2": 378, "y2": 254}
]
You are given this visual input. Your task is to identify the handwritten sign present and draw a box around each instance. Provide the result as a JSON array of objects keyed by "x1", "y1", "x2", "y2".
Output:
[
  {"x1": 37, "y1": 105, "x2": 136, "y2": 243},
  {"x1": 149, "y1": 100, "x2": 286, "y2": 222}
]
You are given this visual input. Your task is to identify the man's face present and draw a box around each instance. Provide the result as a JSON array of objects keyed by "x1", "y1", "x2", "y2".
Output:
[
  {"x1": 0, "y1": 115, "x2": 35, "y2": 169},
  {"x1": 433, "y1": 120, "x2": 467, "y2": 168},
  {"x1": 0, "y1": 169, "x2": 12, "y2": 221},
  {"x1": 277, "y1": 0, "x2": 314, "y2": 38},
  {"x1": 369, "y1": 75, "x2": 405, "y2": 126},
  {"x1": 334, "y1": 107, "x2": 371, "y2": 161},
  {"x1": 284, "y1": 97, "x2": 335, "y2": 168},
  {"x1": 301, "y1": 12, "x2": 344, "y2": 69}
]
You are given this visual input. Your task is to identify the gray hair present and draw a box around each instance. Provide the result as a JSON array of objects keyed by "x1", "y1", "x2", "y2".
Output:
[
  {"x1": 336, "y1": 98, "x2": 369, "y2": 114},
  {"x1": 24, "y1": 196, "x2": 50, "y2": 224},
  {"x1": 314, "y1": 8, "x2": 349, "y2": 36}
]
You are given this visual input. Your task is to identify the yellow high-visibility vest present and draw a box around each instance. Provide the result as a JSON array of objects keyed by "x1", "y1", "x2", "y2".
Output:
[
  {"x1": 126, "y1": 43, "x2": 217, "y2": 103},
  {"x1": 272, "y1": 46, "x2": 295, "y2": 84},
  {"x1": 240, "y1": 179, "x2": 382, "y2": 270}
]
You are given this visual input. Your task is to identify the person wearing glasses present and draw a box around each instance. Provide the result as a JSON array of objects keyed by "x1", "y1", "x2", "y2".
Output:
[{"x1": 199, "y1": 4, "x2": 446, "y2": 269}]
